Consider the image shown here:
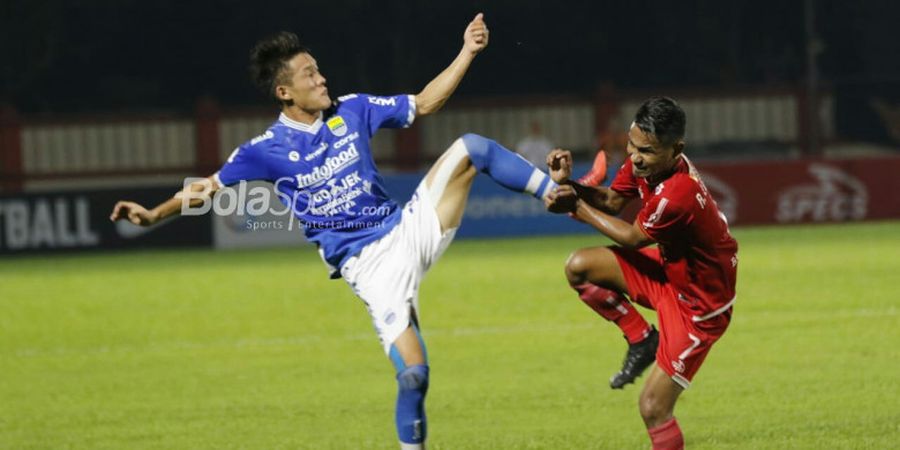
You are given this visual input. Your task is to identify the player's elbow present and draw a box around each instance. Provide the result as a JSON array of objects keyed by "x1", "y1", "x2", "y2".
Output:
[
  {"x1": 604, "y1": 196, "x2": 627, "y2": 216},
  {"x1": 617, "y1": 230, "x2": 652, "y2": 250},
  {"x1": 616, "y1": 239, "x2": 642, "y2": 250},
  {"x1": 192, "y1": 177, "x2": 220, "y2": 196},
  {"x1": 414, "y1": 94, "x2": 440, "y2": 116}
]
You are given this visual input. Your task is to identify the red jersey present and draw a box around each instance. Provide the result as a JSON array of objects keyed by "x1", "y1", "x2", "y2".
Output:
[{"x1": 610, "y1": 156, "x2": 738, "y2": 319}]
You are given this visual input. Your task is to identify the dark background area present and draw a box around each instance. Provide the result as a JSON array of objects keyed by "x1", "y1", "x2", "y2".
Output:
[{"x1": 2, "y1": 0, "x2": 900, "y2": 144}]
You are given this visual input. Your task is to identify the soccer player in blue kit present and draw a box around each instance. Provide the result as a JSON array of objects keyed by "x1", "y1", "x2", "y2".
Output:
[{"x1": 110, "y1": 14, "x2": 558, "y2": 449}]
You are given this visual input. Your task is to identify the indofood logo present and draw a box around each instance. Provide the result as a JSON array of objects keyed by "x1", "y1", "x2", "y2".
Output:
[
  {"x1": 294, "y1": 144, "x2": 359, "y2": 188},
  {"x1": 776, "y1": 163, "x2": 867, "y2": 223}
]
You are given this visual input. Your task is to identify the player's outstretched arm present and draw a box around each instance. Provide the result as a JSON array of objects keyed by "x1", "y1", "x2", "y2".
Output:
[
  {"x1": 545, "y1": 185, "x2": 652, "y2": 249},
  {"x1": 415, "y1": 12, "x2": 489, "y2": 116},
  {"x1": 110, "y1": 176, "x2": 220, "y2": 226},
  {"x1": 546, "y1": 149, "x2": 630, "y2": 215}
]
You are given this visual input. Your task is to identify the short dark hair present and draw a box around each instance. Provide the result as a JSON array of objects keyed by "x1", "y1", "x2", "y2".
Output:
[
  {"x1": 634, "y1": 96, "x2": 686, "y2": 147},
  {"x1": 249, "y1": 31, "x2": 309, "y2": 100}
]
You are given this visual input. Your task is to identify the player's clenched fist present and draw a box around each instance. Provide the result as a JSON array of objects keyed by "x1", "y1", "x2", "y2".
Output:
[
  {"x1": 547, "y1": 148, "x2": 573, "y2": 183},
  {"x1": 464, "y1": 13, "x2": 489, "y2": 54},
  {"x1": 110, "y1": 201, "x2": 157, "y2": 226},
  {"x1": 544, "y1": 184, "x2": 578, "y2": 214}
]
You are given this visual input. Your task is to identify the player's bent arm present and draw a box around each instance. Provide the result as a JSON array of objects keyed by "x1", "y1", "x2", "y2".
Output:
[
  {"x1": 574, "y1": 199, "x2": 654, "y2": 249},
  {"x1": 547, "y1": 148, "x2": 631, "y2": 215},
  {"x1": 109, "y1": 176, "x2": 220, "y2": 226},
  {"x1": 570, "y1": 183, "x2": 632, "y2": 215},
  {"x1": 414, "y1": 52, "x2": 473, "y2": 116},
  {"x1": 415, "y1": 13, "x2": 489, "y2": 116}
]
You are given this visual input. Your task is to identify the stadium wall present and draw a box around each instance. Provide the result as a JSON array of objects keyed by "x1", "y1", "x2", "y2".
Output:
[
  {"x1": 2, "y1": 87, "x2": 897, "y2": 254},
  {"x1": 0, "y1": 86, "x2": 838, "y2": 193}
]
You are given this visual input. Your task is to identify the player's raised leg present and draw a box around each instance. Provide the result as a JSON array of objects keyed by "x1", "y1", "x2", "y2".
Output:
[
  {"x1": 385, "y1": 132, "x2": 556, "y2": 449},
  {"x1": 564, "y1": 246, "x2": 658, "y2": 389},
  {"x1": 424, "y1": 133, "x2": 556, "y2": 232}
]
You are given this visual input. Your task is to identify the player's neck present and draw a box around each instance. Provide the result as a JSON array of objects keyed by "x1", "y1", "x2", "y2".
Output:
[
  {"x1": 646, "y1": 155, "x2": 682, "y2": 185},
  {"x1": 281, "y1": 106, "x2": 322, "y2": 125}
]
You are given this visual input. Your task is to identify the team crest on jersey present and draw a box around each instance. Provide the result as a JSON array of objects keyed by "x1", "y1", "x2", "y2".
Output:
[
  {"x1": 288, "y1": 151, "x2": 300, "y2": 162},
  {"x1": 326, "y1": 116, "x2": 348, "y2": 137}
]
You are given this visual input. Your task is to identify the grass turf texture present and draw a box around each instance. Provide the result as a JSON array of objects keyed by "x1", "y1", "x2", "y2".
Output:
[{"x1": 1, "y1": 221, "x2": 898, "y2": 449}]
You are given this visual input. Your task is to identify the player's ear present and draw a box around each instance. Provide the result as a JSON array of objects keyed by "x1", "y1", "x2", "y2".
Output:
[
  {"x1": 275, "y1": 85, "x2": 292, "y2": 102},
  {"x1": 672, "y1": 140, "x2": 685, "y2": 156}
]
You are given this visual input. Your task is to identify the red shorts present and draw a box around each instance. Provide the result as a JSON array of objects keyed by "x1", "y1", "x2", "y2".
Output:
[{"x1": 612, "y1": 247, "x2": 731, "y2": 388}]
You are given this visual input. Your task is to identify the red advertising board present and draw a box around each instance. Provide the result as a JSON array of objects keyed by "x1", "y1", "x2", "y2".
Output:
[{"x1": 692, "y1": 156, "x2": 900, "y2": 226}]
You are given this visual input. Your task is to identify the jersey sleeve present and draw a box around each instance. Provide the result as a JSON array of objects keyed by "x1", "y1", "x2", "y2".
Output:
[
  {"x1": 609, "y1": 158, "x2": 639, "y2": 197},
  {"x1": 214, "y1": 137, "x2": 271, "y2": 187},
  {"x1": 338, "y1": 93, "x2": 416, "y2": 136},
  {"x1": 637, "y1": 187, "x2": 694, "y2": 242}
]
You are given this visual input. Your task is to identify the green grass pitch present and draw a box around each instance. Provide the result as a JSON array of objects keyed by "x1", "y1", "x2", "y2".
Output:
[{"x1": 2, "y1": 221, "x2": 898, "y2": 449}]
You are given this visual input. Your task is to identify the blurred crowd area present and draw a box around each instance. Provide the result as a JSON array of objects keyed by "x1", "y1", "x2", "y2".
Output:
[{"x1": 1, "y1": 1, "x2": 900, "y2": 192}]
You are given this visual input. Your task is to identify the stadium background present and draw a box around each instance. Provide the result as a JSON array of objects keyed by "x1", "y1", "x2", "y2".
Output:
[{"x1": 1, "y1": 1, "x2": 898, "y2": 449}]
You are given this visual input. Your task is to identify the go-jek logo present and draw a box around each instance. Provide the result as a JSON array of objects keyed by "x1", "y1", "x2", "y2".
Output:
[{"x1": 294, "y1": 143, "x2": 360, "y2": 188}]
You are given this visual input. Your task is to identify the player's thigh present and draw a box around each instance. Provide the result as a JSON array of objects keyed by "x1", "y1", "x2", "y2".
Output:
[
  {"x1": 423, "y1": 138, "x2": 477, "y2": 232},
  {"x1": 392, "y1": 324, "x2": 426, "y2": 366},
  {"x1": 565, "y1": 246, "x2": 629, "y2": 292},
  {"x1": 655, "y1": 298, "x2": 727, "y2": 389},
  {"x1": 342, "y1": 232, "x2": 426, "y2": 362}
]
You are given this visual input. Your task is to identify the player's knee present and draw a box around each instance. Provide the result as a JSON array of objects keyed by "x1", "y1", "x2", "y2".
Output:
[
  {"x1": 397, "y1": 364, "x2": 430, "y2": 396},
  {"x1": 638, "y1": 391, "x2": 673, "y2": 425},
  {"x1": 565, "y1": 249, "x2": 592, "y2": 284},
  {"x1": 460, "y1": 133, "x2": 492, "y2": 170}
]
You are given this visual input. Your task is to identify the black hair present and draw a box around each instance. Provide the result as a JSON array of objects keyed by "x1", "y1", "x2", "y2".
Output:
[
  {"x1": 634, "y1": 96, "x2": 686, "y2": 147},
  {"x1": 249, "y1": 31, "x2": 309, "y2": 101}
]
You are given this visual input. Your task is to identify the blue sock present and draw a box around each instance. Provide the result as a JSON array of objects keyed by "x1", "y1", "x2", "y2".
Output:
[
  {"x1": 461, "y1": 133, "x2": 556, "y2": 199},
  {"x1": 396, "y1": 364, "x2": 429, "y2": 444}
]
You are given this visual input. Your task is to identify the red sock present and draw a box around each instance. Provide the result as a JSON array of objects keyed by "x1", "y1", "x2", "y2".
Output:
[
  {"x1": 572, "y1": 283, "x2": 651, "y2": 344},
  {"x1": 648, "y1": 418, "x2": 684, "y2": 450}
]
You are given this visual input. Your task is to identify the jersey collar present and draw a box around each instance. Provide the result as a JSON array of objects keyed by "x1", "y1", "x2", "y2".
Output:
[{"x1": 279, "y1": 112, "x2": 323, "y2": 134}]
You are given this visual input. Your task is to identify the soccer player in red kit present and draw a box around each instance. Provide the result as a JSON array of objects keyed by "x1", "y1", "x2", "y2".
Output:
[{"x1": 545, "y1": 97, "x2": 738, "y2": 450}]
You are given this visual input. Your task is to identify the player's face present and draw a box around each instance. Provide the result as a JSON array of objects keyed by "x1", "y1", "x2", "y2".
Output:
[
  {"x1": 626, "y1": 123, "x2": 681, "y2": 180},
  {"x1": 278, "y1": 52, "x2": 331, "y2": 113}
]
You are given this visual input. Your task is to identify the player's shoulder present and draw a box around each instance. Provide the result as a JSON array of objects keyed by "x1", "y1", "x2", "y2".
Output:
[
  {"x1": 655, "y1": 172, "x2": 702, "y2": 209},
  {"x1": 337, "y1": 92, "x2": 408, "y2": 112},
  {"x1": 329, "y1": 93, "x2": 368, "y2": 122},
  {"x1": 336, "y1": 93, "x2": 363, "y2": 105},
  {"x1": 237, "y1": 123, "x2": 291, "y2": 155},
  {"x1": 335, "y1": 93, "x2": 371, "y2": 111}
]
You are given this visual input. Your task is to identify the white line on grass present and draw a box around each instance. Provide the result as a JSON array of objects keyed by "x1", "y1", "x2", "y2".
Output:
[{"x1": 9, "y1": 322, "x2": 602, "y2": 358}]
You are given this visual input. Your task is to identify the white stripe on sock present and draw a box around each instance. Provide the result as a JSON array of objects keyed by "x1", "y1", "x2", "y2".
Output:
[
  {"x1": 525, "y1": 169, "x2": 546, "y2": 196},
  {"x1": 539, "y1": 179, "x2": 557, "y2": 199}
]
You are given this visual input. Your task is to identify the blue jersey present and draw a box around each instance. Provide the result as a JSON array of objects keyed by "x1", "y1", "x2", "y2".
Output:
[{"x1": 215, "y1": 93, "x2": 416, "y2": 276}]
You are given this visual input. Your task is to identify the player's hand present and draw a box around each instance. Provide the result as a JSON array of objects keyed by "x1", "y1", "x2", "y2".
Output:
[
  {"x1": 546, "y1": 148, "x2": 573, "y2": 183},
  {"x1": 544, "y1": 184, "x2": 578, "y2": 214},
  {"x1": 110, "y1": 201, "x2": 158, "y2": 226},
  {"x1": 463, "y1": 13, "x2": 489, "y2": 55}
]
